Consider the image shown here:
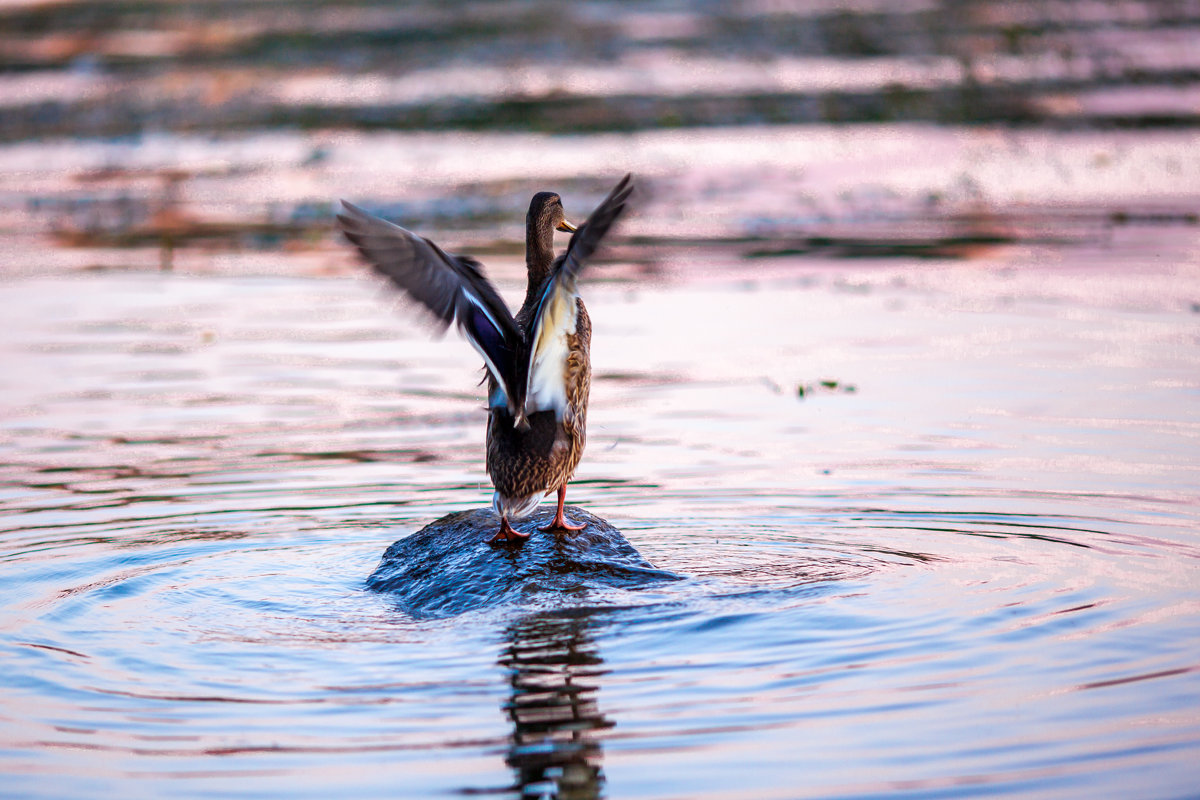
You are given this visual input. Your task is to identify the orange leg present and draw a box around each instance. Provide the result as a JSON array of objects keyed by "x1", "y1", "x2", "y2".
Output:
[
  {"x1": 539, "y1": 485, "x2": 586, "y2": 532},
  {"x1": 489, "y1": 516, "x2": 530, "y2": 543}
]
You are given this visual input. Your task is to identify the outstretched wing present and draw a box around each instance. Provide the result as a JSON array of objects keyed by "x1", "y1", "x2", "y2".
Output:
[
  {"x1": 336, "y1": 201, "x2": 523, "y2": 415},
  {"x1": 524, "y1": 174, "x2": 633, "y2": 419}
]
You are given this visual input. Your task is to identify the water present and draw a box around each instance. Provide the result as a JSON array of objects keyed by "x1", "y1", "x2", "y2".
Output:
[
  {"x1": 2, "y1": 239, "x2": 1199, "y2": 797},
  {"x1": 3, "y1": 1, "x2": 1200, "y2": 794}
]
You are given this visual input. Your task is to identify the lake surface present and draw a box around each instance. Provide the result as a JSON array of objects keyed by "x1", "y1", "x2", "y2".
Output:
[
  {"x1": 2, "y1": 208, "x2": 1199, "y2": 797},
  {"x1": 3, "y1": 0, "x2": 1200, "y2": 794}
]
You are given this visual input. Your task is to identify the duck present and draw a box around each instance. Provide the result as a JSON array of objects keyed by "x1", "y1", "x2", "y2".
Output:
[{"x1": 336, "y1": 174, "x2": 633, "y2": 543}]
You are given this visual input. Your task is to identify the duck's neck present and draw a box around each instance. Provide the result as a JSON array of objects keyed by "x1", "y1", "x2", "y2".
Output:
[{"x1": 523, "y1": 216, "x2": 556, "y2": 307}]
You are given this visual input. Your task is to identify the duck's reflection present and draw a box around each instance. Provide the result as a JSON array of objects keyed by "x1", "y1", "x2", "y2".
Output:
[{"x1": 498, "y1": 611, "x2": 611, "y2": 799}]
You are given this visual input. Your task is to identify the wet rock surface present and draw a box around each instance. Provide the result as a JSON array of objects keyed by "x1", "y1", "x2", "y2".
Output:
[{"x1": 366, "y1": 506, "x2": 679, "y2": 618}]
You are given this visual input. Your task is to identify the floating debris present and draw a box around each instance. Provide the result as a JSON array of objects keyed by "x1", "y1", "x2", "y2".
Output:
[{"x1": 798, "y1": 380, "x2": 858, "y2": 399}]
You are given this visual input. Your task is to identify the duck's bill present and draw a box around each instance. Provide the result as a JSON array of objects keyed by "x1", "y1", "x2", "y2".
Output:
[{"x1": 556, "y1": 219, "x2": 577, "y2": 233}]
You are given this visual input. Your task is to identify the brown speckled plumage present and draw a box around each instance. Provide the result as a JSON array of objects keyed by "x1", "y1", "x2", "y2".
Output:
[
  {"x1": 486, "y1": 300, "x2": 591, "y2": 508},
  {"x1": 337, "y1": 175, "x2": 631, "y2": 541}
]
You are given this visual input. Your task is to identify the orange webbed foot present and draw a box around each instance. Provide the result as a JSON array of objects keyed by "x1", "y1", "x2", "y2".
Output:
[
  {"x1": 539, "y1": 515, "x2": 586, "y2": 532},
  {"x1": 488, "y1": 517, "x2": 530, "y2": 544},
  {"x1": 540, "y1": 484, "x2": 586, "y2": 532}
]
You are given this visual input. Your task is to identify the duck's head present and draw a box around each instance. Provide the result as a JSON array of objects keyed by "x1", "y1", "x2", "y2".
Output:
[
  {"x1": 528, "y1": 191, "x2": 577, "y2": 237},
  {"x1": 525, "y1": 192, "x2": 576, "y2": 280}
]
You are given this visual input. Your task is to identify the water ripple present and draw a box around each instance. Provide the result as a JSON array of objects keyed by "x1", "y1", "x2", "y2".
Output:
[{"x1": 3, "y1": 249, "x2": 1200, "y2": 797}]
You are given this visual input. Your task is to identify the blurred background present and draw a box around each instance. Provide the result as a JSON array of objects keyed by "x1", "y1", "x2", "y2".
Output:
[{"x1": 3, "y1": 0, "x2": 1199, "y2": 274}]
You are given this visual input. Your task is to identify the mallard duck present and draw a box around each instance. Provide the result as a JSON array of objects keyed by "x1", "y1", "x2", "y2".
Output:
[{"x1": 337, "y1": 174, "x2": 633, "y2": 543}]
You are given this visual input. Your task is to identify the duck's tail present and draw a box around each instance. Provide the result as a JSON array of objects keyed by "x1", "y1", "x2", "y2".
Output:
[{"x1": 492, "y1": 490, "x2": 544, "y2": 521}]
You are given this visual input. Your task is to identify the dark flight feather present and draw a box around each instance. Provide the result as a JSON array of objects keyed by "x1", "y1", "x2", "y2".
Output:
[
  {"x1": 336, "y1": 176, "x2": 632, "y2": 429},
  {"x1": 336, "y1": 201, "x2": 523, "y2": 414}
]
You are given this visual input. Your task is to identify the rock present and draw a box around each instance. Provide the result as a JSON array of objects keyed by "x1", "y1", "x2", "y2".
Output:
[{"x1": 367, "y1": 506, "x2": 679, "y2": 617}]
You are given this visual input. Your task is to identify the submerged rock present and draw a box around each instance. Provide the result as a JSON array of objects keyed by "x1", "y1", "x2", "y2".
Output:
[{"x1": 367, "y1": 506, "x2": 677, "y2": 618}]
